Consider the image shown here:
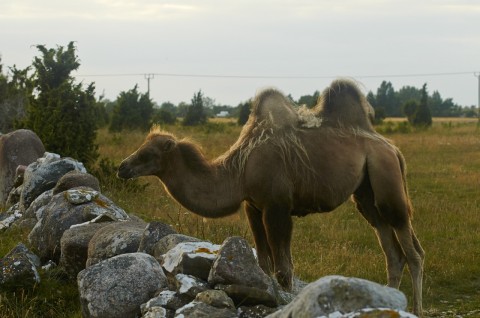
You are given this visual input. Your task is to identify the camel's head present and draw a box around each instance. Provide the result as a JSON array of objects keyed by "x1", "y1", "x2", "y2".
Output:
[{"x1": 117, "y1": 132, "x2": 177, "y2": 179}]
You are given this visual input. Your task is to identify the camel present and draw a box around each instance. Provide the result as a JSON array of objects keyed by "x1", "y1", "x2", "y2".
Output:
[{"x1": 117, "y1": 79, "x2": 425, "y2": 315}]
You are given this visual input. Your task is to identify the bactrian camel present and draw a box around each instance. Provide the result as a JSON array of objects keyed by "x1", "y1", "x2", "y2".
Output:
[{"x1": 117, "y1": 79, "x2": 425, "y2": 315}]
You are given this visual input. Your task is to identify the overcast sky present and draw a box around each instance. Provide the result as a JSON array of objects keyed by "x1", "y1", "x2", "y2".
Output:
[{"x1": 1, "y1": 0, "x2": 479, "y2": 107}]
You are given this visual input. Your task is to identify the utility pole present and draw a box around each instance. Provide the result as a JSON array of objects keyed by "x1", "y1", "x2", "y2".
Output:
[
  {"x1": 145, "y1": 74, "x2": 154, "y2": 97},
  {"x1": 474, "y1": 72, "x2": 480, "y2": 119}
]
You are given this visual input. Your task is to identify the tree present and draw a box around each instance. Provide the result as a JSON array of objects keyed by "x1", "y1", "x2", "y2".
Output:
[
  {"x1": 183, "y1": 90, "x2": 207, "y2": 126},
  {"x1": 412, "y1": 84, "x2": 432, "y2": 127},
  {"x1": 93, "y1": 95, "x2": 110, "y2": 128},
  {"x1": 151, "y1": 101, "x2": 177, "y2": 125},
  {"x1": 376, "y1": 81, "x2": 401, "y2": 117},
  {"x1": 366, "y1": 91, "x2": 385, "y2": 123},
  {"x1": 397, "y1": 86, "x2": 422, "y2": 107},
  {"x1": 110, "y1": 85, "x2": 153, "y2": 131},
  {"x1": 0, "y1": 61, "x2": 33, "y2": 132},
  {"x1": 297, "y1": 91, "x2": 320, "y2": 108},
  {"x1": 20, "y1": 42, "x2": 99, "y2": 167},
  {"x1": 237, "y1": 101, "x2": 251, "y2": 125},
  {"x1": 403, "y1": 100, "x2": 418, "y2": 124}
]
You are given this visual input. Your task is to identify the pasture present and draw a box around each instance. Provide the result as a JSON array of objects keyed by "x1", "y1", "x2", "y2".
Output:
[{"x1": 1, "y1": 118, "x2": 479, "y2": 317}]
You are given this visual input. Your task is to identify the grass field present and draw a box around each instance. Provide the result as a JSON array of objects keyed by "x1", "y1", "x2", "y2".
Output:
[{"x1": 1, "y1": 118, "x2": 479, "y2": 317}]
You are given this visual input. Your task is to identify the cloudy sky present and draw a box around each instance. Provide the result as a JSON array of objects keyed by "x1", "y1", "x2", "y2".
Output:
[{"x1": 1, "y1": 0, "x2": 479, "y2": 107}]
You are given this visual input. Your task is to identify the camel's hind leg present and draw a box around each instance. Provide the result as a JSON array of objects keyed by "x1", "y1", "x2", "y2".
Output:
[
  {"x1": 366, "y1": 150, "x2": 425, "y2": 315},
  {"x1": 245, "y1": 202, "x2": 274, "y2": 274},
  {"x1": 353, "y1": 180, "x2": 407, "y2": 289}
]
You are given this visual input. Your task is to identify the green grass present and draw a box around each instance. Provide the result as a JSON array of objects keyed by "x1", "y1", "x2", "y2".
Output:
[{"x1": 1, "y1": 118, "x2": 479, "y2": 317}]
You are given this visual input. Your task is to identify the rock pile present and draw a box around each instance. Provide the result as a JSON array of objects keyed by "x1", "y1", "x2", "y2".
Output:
[{"x1": 0, "y1": 133, "x2": 417, "y2": 318}]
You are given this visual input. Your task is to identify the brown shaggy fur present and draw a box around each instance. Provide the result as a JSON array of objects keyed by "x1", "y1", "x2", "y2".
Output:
[{"x1": 118, "y1": 79, "x2": 425, "y2": 315}]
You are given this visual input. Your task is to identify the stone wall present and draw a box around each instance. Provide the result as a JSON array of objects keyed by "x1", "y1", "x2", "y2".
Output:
[{"x1": 0, "y1": 147, "x2": 417, "y2": 318}]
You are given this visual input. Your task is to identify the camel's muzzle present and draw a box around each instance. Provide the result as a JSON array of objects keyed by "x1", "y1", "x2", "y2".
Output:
[{"x1": 117, "y1": 161, "x2": 132, "y2": 179}]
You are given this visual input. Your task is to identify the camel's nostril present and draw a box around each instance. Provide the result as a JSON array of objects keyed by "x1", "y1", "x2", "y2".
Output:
[{"x1": 117, "y1": 163, "x2": 130, "y2": 179}]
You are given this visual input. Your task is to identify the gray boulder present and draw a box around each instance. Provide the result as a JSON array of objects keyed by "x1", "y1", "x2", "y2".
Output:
[
  {"x1": 175, "y1": 273, "x2": 209, "y2": 299},
  {"x1": 175, "y1": 301, "x2": 237, "y2": 318},
  {"x1": 0, "y1": 129, "x2": 45, "y2": 205},
  {"x1": 209, "y1": 236, "x2": 270, "y2": 290},
  {"x1": 266, "y1": 275, "x2": 408, "y2": 318},
  {"x1": 24, "y1": 189, "x2": 53, "y2": 220},
  {"x1": 161, "y1": 241, "x2": 220, "y2": 281},
  {"x1": 153, "y1": 233, "x2": 201, "y2": 260},
  {"x1": 195, "y1": 289, "x2": 235, "y2": 310},
  {"x1": 209, "y1": 236, "x2": 276, "y2": 306},
  {"x1": 5, "y1": 164, "x2": 27, "y2": 206},
  {"x1": 28, "y1": 189, "x2": 129, "y2": 262},
  {"x1": 0, "y1": 203, "x2": 22, "y2": 231},
  {"x1": 20, "y1": 154, "x2": 86, "y2": 210},
  {"x1": 86, "y1": 220, "x2": 147, "y2": 267},
  {"x1": 141, "y1": 306, "x2": 169, "y2": 318},
  {"x1": 53, "y1": 170, "x2": 100, "y2": 195},
  {"x1": 0, "y1": 243, "x2": 41, "y2": 288},
  {"x1": 138, "y1": 221, "x2": 177, "y2": 255},
  {"x1": 59, "y1": 222, "x2": 114, "y2": 277},
  {"x1": 238, "y1": 305, "x2": 278, "y2": 318},
  {"x1": 78, "y1": 252, "x2": 168, "y2": 318},
  {"x1": 141, "y1": 290, "x2": 189, "y2": 313}
]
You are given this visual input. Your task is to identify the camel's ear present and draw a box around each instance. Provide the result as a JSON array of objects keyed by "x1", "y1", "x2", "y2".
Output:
[{"x1": 163, "y1": 139, "x2": 177, "y2": 152}]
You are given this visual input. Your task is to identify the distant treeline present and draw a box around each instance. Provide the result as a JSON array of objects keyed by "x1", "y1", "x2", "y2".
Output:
[{"x1": 0, "y1": 42, "x2": 478, "y2": 166}]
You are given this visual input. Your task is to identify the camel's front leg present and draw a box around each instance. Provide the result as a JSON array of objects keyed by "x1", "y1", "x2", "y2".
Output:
[
  {"x1": 263, "y1": 205, "x2": 294, "y2": 290},
  {"x1": 245, "y1": 202, "x2": 273, "y2": 274}
]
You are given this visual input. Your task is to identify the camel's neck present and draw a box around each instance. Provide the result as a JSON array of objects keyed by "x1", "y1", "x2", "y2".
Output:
[{"x1": 158, "y1": 143, "x2": 244, "y2": 218}]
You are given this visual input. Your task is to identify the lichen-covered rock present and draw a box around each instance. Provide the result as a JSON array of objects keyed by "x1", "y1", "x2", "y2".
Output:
[
  {"x1": 153, "y1": 233, "x2": 201, "y2": 260},
  {"x1": 318, "y1": 308, "x2": 418, "y2": 318},
  {"x1": 64, "y1": 188, "x2": 100, "y2": 205},
  {"x1": 138, "y1": 221, "x2": 177, "y2": 255},
  {"x1": 175, "y1": 273, "x2": 209, "y2": 299},
  {"x1": 141, "y1": 306, "x2": 169, "y2": 318},
  {"x1": 195, "y1": 289, "x2": 235, "y2": 310},
  {"x1": 67, "y1": 188, "x2": 130, "y2": 226},
  {"x1": 208, "y1": 236, "x2": 276, "y2": 307},
  {"x1": 5, "y1": 165, "x2": 26, "y2": 206},
  {"x1": 53, "y1": 170, "x2": 100, "y2": 195},
  {"x1": 238, "y1": 305, "x2": 278, "y2": 318},
  {"x1": 175, "y1": 301, "x2": 237, "y2": 318},
  {"x1": 161, "y1": 241, "x2": 220, "y2": 281},
  {"x1": 266, "y1": 275, "x2": 408, "y2": 318},
  {"x1": 0, "y1": 203, "x2": 22, "y2": 231},
  {"x1": 78, "y1": 253, "x2": 168, "y2": 318},
  {"x1": 215, "y1": 284, "x2": 277, "y2": 307},
  {"x1": 0, "y1": 243, "x2": 41, "y2": 289},
  {"x1": 208, "y1": 236, "x2": 270, "y2": 290},
  {"x1": 141, "y1": 290, "x2": 189, "y2": 312},
  {"x1": 24, "y1": 189, "x2": 53, "y2": 220},
  {"x1": 20, "y1": 154, "x2": 86, "y2": 210},
  {"x1": 28, "y1": 190, "x2": 129, "y2": 262},
  {"x1": 0, "y1": 129, "x2": 45, "y2": 205},
  {"x1": 86, "y1": 220, "x2": 146, "y2": 267},
  {"x1": 59, "y1": 222, "x2": 114, "y2": 277}
]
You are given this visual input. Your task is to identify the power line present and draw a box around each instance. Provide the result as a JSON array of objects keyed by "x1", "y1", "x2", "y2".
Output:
[{"x1": 76, "y1": 71, "x2": 478, "y2": 80}]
